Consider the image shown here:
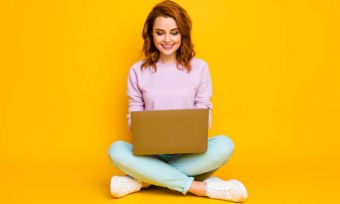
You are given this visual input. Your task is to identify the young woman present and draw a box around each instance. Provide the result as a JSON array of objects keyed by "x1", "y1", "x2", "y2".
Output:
[{"x1": 108, "y1": 0, "x2": 248, "y2": 202}]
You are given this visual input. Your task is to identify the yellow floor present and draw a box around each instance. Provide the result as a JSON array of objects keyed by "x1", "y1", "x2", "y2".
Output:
[{"x1": 1, "y1": 158, "x2": 339, "y2": 204}]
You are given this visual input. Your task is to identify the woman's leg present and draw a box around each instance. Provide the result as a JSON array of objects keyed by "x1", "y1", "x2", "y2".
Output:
[
  {"x1": 167, "y1": 134, "x2": 235, "y2": 177},
  {"x1": 108, "y1": 140, "x2": 194, "y2": 195},
  {"x1": 167, "y1": 134, "x2": 235, "y2": 196}
]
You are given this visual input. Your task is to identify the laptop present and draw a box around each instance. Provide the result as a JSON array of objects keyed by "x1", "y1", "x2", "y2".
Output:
[{"x1": 131, "y1": 108, "x2": 209, "y2": 156}]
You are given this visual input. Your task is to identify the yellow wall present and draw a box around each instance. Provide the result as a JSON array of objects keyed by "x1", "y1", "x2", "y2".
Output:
[{"x1": 1, "y1": 0, "x2": 339, "y2": 203}]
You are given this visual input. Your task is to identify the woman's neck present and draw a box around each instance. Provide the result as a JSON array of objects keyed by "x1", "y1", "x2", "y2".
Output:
[{"x1": 158, "y1": 54, "x2": 177, "y2": 64}]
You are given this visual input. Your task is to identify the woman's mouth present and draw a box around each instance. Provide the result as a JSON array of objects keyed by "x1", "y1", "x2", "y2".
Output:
[{"x1": 161, "y1": 44, "x2": 174, "y2": 50}]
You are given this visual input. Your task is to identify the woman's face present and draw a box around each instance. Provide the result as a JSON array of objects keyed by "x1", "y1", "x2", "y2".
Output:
[{"x1": 152, "y1": 16, "x2": 182, "y2": 60}]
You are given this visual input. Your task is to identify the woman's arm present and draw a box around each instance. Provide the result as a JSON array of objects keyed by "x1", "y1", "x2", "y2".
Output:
[
  {"x1": 127, "y1": 67, "x2": 145, "y2": 130},
  {"x1": 194, "y1": 62, "x2": 213, "y2": 129}
]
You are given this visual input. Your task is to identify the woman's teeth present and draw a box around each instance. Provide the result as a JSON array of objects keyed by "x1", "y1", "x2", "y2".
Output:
[{"x1": 162, "y1": 44, "x2": 174, "y2": 50}]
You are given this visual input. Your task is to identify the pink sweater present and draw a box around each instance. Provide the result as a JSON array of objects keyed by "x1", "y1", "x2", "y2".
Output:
[{"x1": 127, "y1": 57, "x2": 213, "y2": 130}]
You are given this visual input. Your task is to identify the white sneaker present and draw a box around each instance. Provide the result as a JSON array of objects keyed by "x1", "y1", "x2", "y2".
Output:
[
  {"x1": 204, "y1": 176, "x2": 248, "y2": 202},
  {"x1": 110, "y1": 175, "x2": 143, "y2": 198}
]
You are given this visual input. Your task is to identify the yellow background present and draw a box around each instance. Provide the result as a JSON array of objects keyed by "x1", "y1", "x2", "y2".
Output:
[{"x1": 1, "y1": 0, "x2": 339, "y2": 203}]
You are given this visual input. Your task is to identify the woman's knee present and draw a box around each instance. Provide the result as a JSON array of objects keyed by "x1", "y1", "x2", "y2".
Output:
[
  {"x1": 208, "y1": 135, "x2": 235, "y2": 161},
  {"x1": 107, "y1": 140, "x2": 131, "y2": 162}
]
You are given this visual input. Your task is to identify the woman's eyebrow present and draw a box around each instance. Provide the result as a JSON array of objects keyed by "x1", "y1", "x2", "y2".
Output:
[{"x1": 154, "y1": 28, "x2": 179, "y2": 31}]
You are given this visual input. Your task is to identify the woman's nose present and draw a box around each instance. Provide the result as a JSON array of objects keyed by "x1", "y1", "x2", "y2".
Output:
[{"x1": 164, "y1": 34, "x2": 171, "y2": 42}]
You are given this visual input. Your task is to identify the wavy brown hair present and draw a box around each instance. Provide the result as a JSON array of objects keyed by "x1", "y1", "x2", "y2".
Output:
[{"x1": 141, "y1": 0, "x2": 195, "y2": 72}]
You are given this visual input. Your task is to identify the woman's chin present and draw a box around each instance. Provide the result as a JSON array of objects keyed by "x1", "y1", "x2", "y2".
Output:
[{"x1": 160, "y1": 50, "x2": 176, "y2": 56}]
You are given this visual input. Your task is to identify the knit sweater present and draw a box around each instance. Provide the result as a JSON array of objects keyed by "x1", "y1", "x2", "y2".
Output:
[{"x1": 127, "y1": 57, "x2": 213, "y2": 130}]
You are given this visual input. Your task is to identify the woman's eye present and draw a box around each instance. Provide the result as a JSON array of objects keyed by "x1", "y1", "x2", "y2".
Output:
[{"x1": 155, "y1": 32, "x2": 178, "y2": 36}]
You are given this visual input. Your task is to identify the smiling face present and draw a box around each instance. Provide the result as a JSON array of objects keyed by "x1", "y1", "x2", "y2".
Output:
[{"x1": 152, "y1": 16, "x2": 182, "y2": 61}]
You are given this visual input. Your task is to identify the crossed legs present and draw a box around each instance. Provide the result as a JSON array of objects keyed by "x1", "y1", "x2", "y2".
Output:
[{"x1": 108, "y1": 135, "x2": 235, "y2": 195}]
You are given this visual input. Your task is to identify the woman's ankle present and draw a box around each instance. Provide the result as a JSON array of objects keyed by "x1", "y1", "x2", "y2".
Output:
[{"x1": 188, "y1": 181, "x2": 207, "y2": 197}]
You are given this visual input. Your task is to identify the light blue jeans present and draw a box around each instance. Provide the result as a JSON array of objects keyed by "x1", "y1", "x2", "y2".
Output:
[{"x1": 107, "y1": 134, "x2": 235, "y2": 195}]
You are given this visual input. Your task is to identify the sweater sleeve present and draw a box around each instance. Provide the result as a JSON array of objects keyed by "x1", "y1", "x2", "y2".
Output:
[
  {"x1": 194, "y1": 62, "x2": 213, "y2": 129},
  {"x1": 127, "y1": 66, "x2": 145, "y2": 130}
]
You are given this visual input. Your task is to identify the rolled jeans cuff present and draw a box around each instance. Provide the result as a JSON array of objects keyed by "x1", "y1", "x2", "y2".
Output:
[{"x1": 181, "y1": 176, "x2": 195, "y2": 195}]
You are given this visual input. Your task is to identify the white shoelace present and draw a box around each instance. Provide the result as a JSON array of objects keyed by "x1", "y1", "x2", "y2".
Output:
[
  {"x1": 111, "y1": 176, "x2": 142, "y2": 197},
  {"x1": 206, "y1": 180, "x2": 241, "y2": 201}
]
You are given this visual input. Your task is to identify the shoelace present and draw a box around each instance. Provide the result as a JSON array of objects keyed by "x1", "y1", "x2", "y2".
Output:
[
  {"x1": 207, "y1": 181, "x2": 234, "y2": 196},
  {"x1": 113, "y1": 177, "x2": 141, "y2": 194},
  {"x1": 205, "y1": 179, "x2": 246, "y2": 202},
  {"x1": 123, "y1": 178, "x2": 140, "y2": 188}
]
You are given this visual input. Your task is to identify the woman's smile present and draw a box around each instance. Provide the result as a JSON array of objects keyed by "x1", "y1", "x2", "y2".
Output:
[{"x1": 161, "y1": 44, "x2": 175, "y2": 50}]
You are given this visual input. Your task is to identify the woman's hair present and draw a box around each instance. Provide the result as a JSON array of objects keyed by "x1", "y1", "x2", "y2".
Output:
[{"x1": 141, "y1": 0, "x2": 195, "y2": 72}]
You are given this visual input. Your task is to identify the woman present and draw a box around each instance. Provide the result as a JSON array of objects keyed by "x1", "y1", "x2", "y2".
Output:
[{"x1": 108, "y1": 0, "x2": 248, "y2": 202}]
